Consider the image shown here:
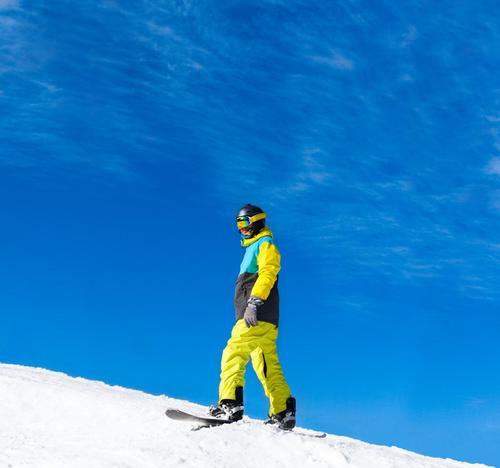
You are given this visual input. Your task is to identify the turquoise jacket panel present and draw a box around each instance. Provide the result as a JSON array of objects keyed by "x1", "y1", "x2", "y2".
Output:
[{"x1": 239, "y1": 235, "x2": 274, "y2": 275}]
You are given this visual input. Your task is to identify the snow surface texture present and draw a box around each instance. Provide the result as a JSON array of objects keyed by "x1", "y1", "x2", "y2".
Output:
[{"x1": 0, "y1": 364, "x2": 492, "y2": 468}]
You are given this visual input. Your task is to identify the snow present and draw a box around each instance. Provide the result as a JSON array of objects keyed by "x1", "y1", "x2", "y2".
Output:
[{"x1": 0, "y1": 363, "x2": 492, "y2": 468}]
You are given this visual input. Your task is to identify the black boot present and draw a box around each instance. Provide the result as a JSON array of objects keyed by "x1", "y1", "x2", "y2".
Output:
[
  {"x1": 208, "y1": 387, "x2": 244, "y2": 422},
  {"x1": 265, "y1": 396, "x2": 296, "y2": 430}
]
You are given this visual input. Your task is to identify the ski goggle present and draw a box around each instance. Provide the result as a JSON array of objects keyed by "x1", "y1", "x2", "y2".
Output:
[{"x1": 236, "y1": 212, "x2": 266, "y2": 229}]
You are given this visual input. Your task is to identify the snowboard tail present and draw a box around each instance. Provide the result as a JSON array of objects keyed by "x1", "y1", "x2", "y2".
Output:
[{"x1": 165, "y1": 408, "x2": 234, "y2": 427}]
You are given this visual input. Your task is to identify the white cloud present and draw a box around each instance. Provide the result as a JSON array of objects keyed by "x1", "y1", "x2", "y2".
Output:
[
  {"x1": 401, "y1": 25, "x2": 418, "y2": 47},
  {"x1": 377, "y1": 179, "x2": 413, "y2": 192},
  {"x1": 0, "y1": 0, "x2": 19, "y2": 10},
  {"x1": 484, "y1": 421, "x2": 500, "y2": 431},
  {"x1": 485, "y1": 157, "x2": 500, "y2": 176},
  {"x1": 485, "y1": 114, "x2": 500, "y2": 123},
  {"x1": 146, "y1": 21, "x2": 182, "y2": 42},
  {"x1": 310, "y1": 51, "x2": 354, "y2": 71},
  {"x1": 275, "y1": 147, "x2": 334, "y2": 196},
  {"x1": 490, "y1": 190, "x2": 500, "y2": 212},
  {"x1": 0, "y1": 15, "x2": 17, "y2": 30}
]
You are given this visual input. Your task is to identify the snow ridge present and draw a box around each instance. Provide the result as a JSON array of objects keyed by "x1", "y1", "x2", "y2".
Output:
[{"x1": 0, "y1": 364, "x2": 492, "y2": 468}]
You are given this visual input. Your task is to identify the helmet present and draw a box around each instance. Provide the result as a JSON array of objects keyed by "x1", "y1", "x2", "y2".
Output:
[{"x1": 236, "y1": 204, "x2": 266, "y2": 239}]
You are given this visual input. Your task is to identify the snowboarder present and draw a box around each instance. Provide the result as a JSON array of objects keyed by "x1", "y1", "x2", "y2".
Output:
[{"x1": 208, "y1": 204, "x2": 296, "y2": 430}]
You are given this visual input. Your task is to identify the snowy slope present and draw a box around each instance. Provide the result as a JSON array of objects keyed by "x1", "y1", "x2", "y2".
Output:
[{"x1": 0, "y1": 364, "x2": 492, "y2": 468}]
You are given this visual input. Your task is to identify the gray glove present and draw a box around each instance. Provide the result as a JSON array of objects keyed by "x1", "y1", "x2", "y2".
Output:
[{"x1": 244, "y1": 296, "x2": 264, "y2": 328}]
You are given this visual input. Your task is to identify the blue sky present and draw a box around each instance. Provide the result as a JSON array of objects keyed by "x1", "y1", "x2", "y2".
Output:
[{"x1": 1, "y1": 0, "x2": 499, "y2": 465}]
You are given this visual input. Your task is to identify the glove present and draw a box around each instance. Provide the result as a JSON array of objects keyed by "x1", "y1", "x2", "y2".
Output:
[{"x1": 244, "y1": 296, "x2": 264, "y2": 328}]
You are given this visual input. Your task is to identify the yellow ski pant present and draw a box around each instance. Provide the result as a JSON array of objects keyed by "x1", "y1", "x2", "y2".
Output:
[{"x1": 219, "y1": 320, "x2": 291, "y2": 416}]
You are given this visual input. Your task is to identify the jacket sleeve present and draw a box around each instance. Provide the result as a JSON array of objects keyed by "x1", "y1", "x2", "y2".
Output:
[{"x1": 251, "y1": 241, "x2": 281, "y2": 300}]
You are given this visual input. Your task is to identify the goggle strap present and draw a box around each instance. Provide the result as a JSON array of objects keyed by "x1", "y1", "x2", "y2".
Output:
[{"x1": 249, "y1": 212, "x2": 266, "y2": 223}]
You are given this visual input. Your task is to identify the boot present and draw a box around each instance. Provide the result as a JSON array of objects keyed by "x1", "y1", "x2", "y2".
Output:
[
  {"x1": 208, "y1": 387, "x2": 244, "y2": 422},
  {"x1": 265, "y1": 396, "x2": 296, "y2": 430}
]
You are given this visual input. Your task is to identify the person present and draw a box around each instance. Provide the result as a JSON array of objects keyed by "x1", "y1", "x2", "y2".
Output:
[{"x1": 208, "y1": 204, "x2": 296, "y2": 430}]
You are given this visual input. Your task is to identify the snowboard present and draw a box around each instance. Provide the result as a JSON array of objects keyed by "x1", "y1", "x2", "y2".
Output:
[{"x1": 165, "y1": 408, "x2": 327, "y2": 437}]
